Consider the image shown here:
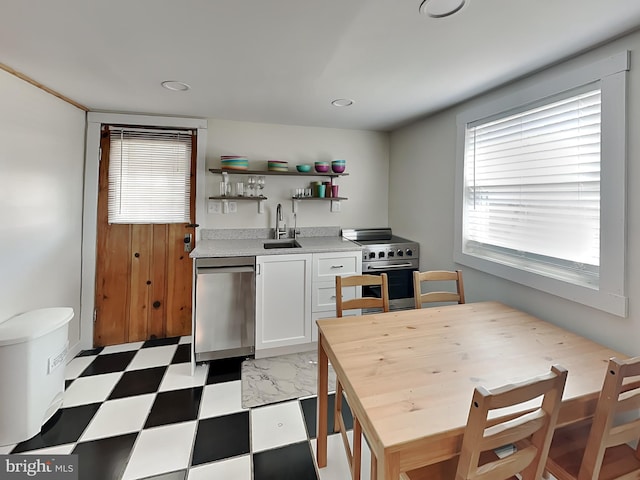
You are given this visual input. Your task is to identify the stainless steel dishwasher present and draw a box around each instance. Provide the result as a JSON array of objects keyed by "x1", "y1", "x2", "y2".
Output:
[{"x1": 194, "y1": 256, "x2": 255, "y2": 361}]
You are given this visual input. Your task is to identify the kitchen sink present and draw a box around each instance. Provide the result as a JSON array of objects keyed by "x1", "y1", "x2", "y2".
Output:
[{"x1": 263, "y1": 240, "x2": 301, "y2": 249}]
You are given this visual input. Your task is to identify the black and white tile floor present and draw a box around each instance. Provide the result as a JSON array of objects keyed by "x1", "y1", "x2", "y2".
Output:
[{"x1": 0, "y1": 337, "x2": 374, "y2": 479}]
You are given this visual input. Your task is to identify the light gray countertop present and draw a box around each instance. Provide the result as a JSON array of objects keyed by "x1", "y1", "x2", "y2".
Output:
[{"x1": 190, "y1": 236, "x2": 362, "y2": 258}]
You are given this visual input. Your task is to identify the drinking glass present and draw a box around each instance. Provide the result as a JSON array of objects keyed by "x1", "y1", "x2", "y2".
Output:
[
  {"x1": 257, "y1": 176, "x2": 265, "y2": 197},
  {"x1": 247, "y1": 176, "x2": 256, "y2": 196}
]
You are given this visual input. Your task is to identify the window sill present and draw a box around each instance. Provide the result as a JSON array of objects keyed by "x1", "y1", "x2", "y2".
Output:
[{"x1": 454, "y1": 250, "x2": 628, "y2": 317}]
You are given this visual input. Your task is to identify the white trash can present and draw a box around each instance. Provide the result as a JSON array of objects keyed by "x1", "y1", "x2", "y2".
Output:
[{"x1": 0, "y1": 307, "x2": 74, "y2": 446}]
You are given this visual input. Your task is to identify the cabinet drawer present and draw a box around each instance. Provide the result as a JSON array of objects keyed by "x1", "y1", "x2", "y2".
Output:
[
  {"x1": 313, "y1": 252, "x2": 360, "y2": 282},
  {"x1": 312, "y1": 283, "x2": 358, "y2": 312}
]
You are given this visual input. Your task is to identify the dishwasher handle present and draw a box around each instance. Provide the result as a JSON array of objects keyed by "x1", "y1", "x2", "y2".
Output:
[{"x1": 197, "y1": 265, "x2": 254, "y2": 274}]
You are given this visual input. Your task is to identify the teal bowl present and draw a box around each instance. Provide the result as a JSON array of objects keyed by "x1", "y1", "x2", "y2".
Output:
[{"x1": 296, "y1": 164, "x2": 312, "y2": 173}]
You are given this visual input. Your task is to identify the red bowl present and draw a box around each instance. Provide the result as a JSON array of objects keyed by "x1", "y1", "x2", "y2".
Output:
[
  {"x1": 315, "y1": 163, "x2": 330, "y2": 173},
  {"x1": 331, "y1": 165, "x2": 346, "y2": 173}
]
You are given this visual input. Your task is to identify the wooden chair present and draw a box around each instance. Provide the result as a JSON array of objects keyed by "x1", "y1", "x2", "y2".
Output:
[
  {"x1": 413, "y1": 269, "x2": 465, "y2": 309},
  {"x1": 401, "y1": 364, "x2": 568, "y2": 480},
  {"x1": 334, "y1": 273, "x2": 389, "y2": 480},
  {"x1": 545, "y1": 356, "x2": 640, "y2": 480},
  {"x1": 336, "y1": 273, "x2": 390, "y2": 317}
]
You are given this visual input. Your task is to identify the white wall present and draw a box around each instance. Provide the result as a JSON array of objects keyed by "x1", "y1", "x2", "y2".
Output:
[
  {"x1": 389, "y1": 30, "x2": 640, "y2": 356},
  {"x1": 0, "y1": 70, "x2": 86, "y2": 348},
  {"x1": 202, "y1": 119, "x2": 389, "y2": 232}
]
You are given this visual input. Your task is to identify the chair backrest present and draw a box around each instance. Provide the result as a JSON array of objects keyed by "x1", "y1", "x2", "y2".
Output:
[
  {"x1": 577, "y1": 356, "x2": 640, "y2": 479},
  {"x1": 413, "y1": 269, "x2": 465, "y2": 309},
  {"x1": 335, "y1": 273, "x2": 389, "y2": 317},
  {"x1": 456, "y1": 365, "x2": 568, "y2": 480}
]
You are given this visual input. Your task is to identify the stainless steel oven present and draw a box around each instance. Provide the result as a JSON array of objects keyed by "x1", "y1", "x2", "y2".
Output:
[{"x1": 342, "y1": 228, "x2": 420, "y2": 311}]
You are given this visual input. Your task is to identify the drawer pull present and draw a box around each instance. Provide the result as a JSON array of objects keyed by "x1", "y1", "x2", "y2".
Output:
[
  {"x1": 330, "y1": 295, "x2": 336, "y2": 299},
  {"x1": 330, "y1": 265, "x2": 345, "y2": 269}
]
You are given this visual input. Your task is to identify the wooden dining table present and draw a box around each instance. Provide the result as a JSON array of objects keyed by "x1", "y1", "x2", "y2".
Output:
[{"x1": 315, "y1": 301, "x2": 627, "y2": 480}]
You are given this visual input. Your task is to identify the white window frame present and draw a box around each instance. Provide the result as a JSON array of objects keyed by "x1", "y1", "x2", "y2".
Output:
[
  {"x1": 454, "y1": 51, "x2": 628, "y2": 317},
  {"x1": 107, "y1": 126, "x2": 194, "y2": 224}
]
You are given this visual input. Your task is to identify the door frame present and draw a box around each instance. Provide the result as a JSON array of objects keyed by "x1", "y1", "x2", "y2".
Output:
[{"x1": 79, "y1": 112, "x2": 208, "y2": 352}]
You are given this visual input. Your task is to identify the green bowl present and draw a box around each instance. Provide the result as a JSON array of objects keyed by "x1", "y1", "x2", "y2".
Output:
[{"x1": 296, "y1": 164, "x2": 312, "y2": 172}]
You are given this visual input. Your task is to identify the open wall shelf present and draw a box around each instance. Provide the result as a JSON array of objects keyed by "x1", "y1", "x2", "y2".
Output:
[
  {"x1": 208, "y1": 168, "x2": 347, "y2": 213},
  {"x1": 209, "y1": 195, "x2": 267, "y2": 201},
  {"x1": 210, "y1": 168, "x2": 348, "y2": 177},
  {"x1": 292, "y1": 197, "x2": 348, "y2": 201}
]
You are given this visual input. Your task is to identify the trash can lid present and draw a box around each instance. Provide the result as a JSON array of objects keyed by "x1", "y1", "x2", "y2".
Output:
[{"x1": 0, "y1": 307, "x2": 74, "y2": 346}]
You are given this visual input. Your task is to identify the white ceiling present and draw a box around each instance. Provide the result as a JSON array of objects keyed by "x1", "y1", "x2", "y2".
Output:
[{"x1": 2, "y1": 0, "x2": 640, "y2": 131}]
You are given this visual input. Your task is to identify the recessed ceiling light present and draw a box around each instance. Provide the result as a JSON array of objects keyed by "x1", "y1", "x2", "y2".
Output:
[
  {"x1": 331, "y1": 98, "x2": 354, "y2": 107},
  {"x1": 419, "y1": 0, "x2": 466, "y2": 18},
  {"x1": 161, "y1": 81, "x2": 191, "y2": 92}
]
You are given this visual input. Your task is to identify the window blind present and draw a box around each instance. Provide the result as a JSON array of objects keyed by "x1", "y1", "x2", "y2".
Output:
[
  {"x1": 107, "y1": 127, "x2": 193, "y2": 224},
  {"x1": 463, "y1": 88, "x2": 601, "y2": 285}
]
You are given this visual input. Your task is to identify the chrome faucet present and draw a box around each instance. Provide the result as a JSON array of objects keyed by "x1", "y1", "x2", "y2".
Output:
[
  {"x1": 292, "y1": 212, "x2": 298, "y2": 239},
  {"x1": 275, "y1": 203, "x2": 286, "y2": 239}
]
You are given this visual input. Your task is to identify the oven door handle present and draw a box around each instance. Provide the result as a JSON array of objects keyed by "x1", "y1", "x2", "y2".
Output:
[{"x1": 367, "y1": 263, "x2": 414, "y2": 270}]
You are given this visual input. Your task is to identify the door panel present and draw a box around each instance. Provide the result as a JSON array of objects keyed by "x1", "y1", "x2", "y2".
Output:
[
  {"x1": 166, "y1": 223, "x2": 193, "y2": 337},
  {"x1": 94, "y1": 128, "x2": 196, "y2": 347},
  {"x1": 95, "y1": 146, "x2": 131, "y2": 345},
  {"x1": 129, "y1": 224, "x2": 151, "y2": 341},
  {"x1": 149, "y1": 224, "x2": 168, "y2": 340}
]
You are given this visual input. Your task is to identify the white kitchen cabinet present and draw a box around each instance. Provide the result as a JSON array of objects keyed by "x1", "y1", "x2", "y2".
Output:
[
  {"x1": 311, "y1": 251, "x2": 362, "y2": 341},
  {"x1": 255, "y1": 254, "x2": 312, "y2": 356}
]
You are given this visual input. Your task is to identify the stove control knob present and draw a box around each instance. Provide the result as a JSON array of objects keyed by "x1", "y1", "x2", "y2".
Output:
[
  {"x1": 368, "y1": 251, "x2": 376, "y2": 259},
  {"x1": 397, "y1": 249, "x2": 404, "y2": 257},
  {"x1": 378, "y1": 251, "x2": 385, "y2": 258},
  {"x1": 406, "y1": 249, "x2": 413, "y2": 257},
  {"x1": 388, "y1": 250, "x2": 394, "y2": 257}
]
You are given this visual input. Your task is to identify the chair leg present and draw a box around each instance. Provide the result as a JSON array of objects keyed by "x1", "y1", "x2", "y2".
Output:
[
  {"x1": 371, "y1": 449, "x2": 377, "y2": 480},
  {"x1": 353, "y1": 417, "x2": 362, "y2": 480},
  {"x1": 334, "y1": 380, "x2": 343, "y2": 432},
  {"x1": 334, "y1": 378, "x2": 365, "y2": 480}
]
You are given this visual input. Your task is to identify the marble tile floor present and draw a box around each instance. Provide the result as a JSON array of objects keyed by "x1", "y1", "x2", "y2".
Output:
[
  {"x1": 0, "y1": 337, "x2": 371, "y2": 480},
  {"x1": 241, "y1": 350, "x2": 337, "y2": 408}
]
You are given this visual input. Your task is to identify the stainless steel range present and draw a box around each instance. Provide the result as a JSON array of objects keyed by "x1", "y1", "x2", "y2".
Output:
[{"x1": 342, "y1": 228, "x2": 420, "y2": 310}]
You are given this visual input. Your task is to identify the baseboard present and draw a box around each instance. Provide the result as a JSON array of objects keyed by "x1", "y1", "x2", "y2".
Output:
[
  {"x1": 67, "y1": 340, "x2": 82, "y2": 362},
  {"x1": 254, "y1": 342, "x2": 316, "y2": 359}
]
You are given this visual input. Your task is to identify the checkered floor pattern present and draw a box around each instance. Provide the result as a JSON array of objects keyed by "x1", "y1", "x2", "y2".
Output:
[{"x1": 0, "y1": 337, "x2": 375, "y2": 480}]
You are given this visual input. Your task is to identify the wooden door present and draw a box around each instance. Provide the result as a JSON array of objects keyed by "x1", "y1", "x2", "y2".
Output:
[{"x1": 94, "y1": 127, "x2": 197, "y2": 346}]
